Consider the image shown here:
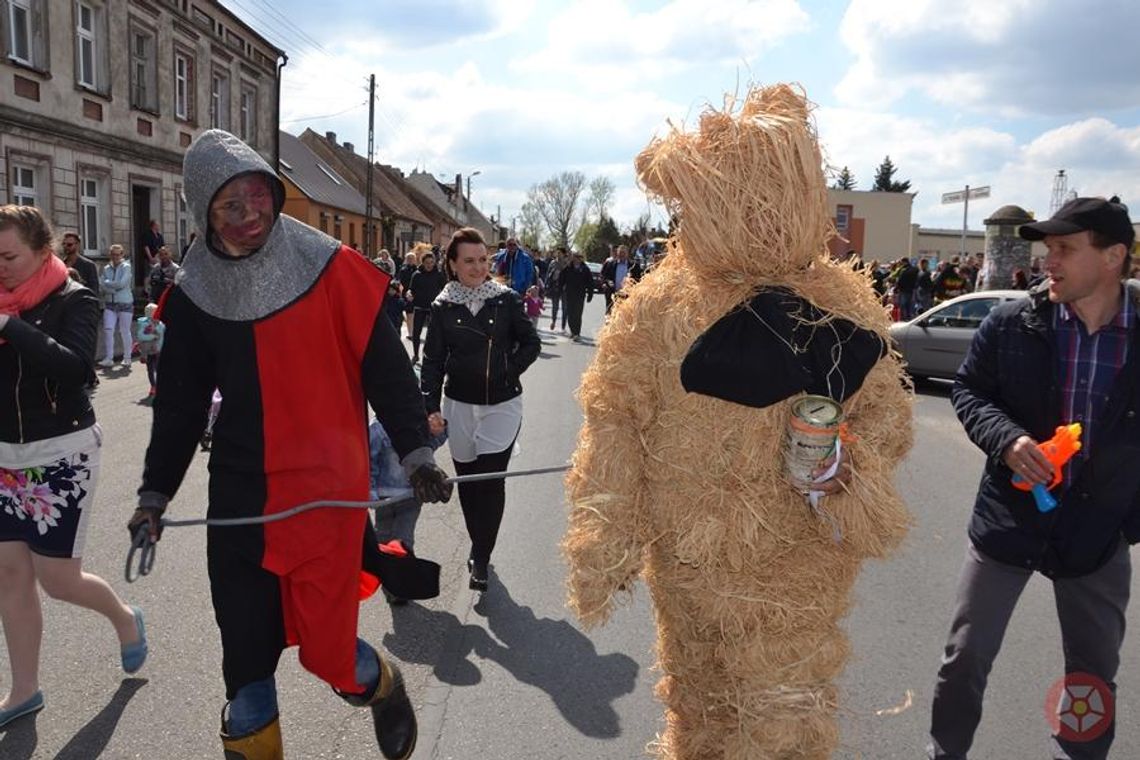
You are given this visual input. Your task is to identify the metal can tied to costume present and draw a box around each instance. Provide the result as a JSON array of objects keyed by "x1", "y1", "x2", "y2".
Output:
[{"x1": 784, "y1": 395, "x2": 844, "y2": 493}]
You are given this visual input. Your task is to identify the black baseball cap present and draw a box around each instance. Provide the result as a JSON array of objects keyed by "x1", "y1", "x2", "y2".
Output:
[{"x1": 1019, "y1": 196, "x2": 1135, "y2": 248}]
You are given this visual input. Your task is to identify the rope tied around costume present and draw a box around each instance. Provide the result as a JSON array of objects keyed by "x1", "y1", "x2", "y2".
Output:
[{"x1": 124, "y1": 464, "x2": 570, "y2": 583}]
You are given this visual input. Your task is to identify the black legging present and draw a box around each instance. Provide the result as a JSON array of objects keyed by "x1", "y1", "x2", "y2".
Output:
[
  {"x1": 411, "y1": 308, "x2": 430, "y2": 359},
  {"x1": 452, "y1": 441, "x2": 515, "y2": 566}
]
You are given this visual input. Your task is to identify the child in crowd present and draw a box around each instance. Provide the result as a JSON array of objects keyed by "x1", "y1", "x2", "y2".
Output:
[
  {"x1": 135, "y1": 303, "x2": 165, "y2": 397},
  {"x1": 524, "y1": 285, "x2": 543, "y2": 329},
  {"x1": 368, "y1": 416, "x2": 448, "y2": 605}
]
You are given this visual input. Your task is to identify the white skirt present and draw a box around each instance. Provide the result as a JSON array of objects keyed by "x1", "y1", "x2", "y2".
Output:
[{"x1": 442, "y1": 396, "x2": 522, "y2": 463}]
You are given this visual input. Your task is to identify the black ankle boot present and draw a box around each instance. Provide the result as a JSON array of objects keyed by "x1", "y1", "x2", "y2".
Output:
[
  {"x1": 338, "y1": 656, "x2": 417, "y2": 759},
  {"x1": 467, "y1": 558, "x2": 488, "y2": 592}
]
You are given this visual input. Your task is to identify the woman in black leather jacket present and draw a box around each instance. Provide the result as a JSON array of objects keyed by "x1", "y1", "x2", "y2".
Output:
[
  {"x1": 0, "y1": 206, "x2": 146, "y2": 729},
  {"x1": 421, "y1": 227, "x2": 540, "y2": 591}
]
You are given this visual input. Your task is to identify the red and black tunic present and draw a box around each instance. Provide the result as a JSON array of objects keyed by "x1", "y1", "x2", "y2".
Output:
[{"x1": 140, "y1": 246, "x2": 429, "y2": 696}]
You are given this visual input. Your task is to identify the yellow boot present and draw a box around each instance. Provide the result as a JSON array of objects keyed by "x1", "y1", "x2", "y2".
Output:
[{"x1": 221, "y1": 713, "x2": 284, "y2": 760}]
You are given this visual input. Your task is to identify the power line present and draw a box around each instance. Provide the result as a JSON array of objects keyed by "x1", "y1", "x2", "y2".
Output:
[
  {"x1": 280, "y1": 101, "x2": 367, "y2": 125},
  {"x1": 222, "y1": 0, "x2": 327, "y2": 63},
  {"x1": 246, "y1": 0, "x2": 333, "y2": 59}
]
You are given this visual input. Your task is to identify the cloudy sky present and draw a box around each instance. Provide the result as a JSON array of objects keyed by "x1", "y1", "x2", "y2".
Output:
[{"x1": 226, "y1": 0, "x2": 1140, "y2": 234}]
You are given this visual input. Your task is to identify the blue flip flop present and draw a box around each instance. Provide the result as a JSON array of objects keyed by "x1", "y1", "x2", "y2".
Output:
[
  {"x1": 121, "y1": 606, "x2": 148, "y2": 674},
  {"x1": 0, "y1": 691, "x2": 44, "y2": 729}
]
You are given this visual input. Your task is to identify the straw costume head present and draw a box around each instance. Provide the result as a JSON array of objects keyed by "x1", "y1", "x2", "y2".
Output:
[{"x1": 564, "y1": 84, "x2": 913, "y2": 759}]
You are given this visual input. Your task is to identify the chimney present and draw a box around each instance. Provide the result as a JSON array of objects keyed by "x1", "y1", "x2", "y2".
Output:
[
  {"x1": 344, "y1": 142, "x2": 354, "y2": 153},
  {"x1": 325, "y1": 131, "x2": 337, "y2": 144}
]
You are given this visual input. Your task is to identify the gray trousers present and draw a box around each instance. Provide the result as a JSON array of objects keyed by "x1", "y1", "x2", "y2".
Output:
[{"x1": 929, "y1": 540, "x2": 1131, "y2": 759}]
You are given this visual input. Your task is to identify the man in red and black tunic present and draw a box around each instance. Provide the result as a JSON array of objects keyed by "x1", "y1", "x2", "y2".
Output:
[{"x1": 129, "y1": 130, "x2": 451, "y2": 760}]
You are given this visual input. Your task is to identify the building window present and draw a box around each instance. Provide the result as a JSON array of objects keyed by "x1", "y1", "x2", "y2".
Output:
[
  {"x1": 130, "y1": 26, "x2": 158, "y2": 112},
  {"x1": 8, "y1": 0, "x2": 48, "y2": 70},
  {"x1": 174, "y1": 51, "x2": 195, "y2": 120},
  {"x1": 836, "y1": 205, "x2": 852, "y2": 234},
  {"x1": 319, "y1": 212, "x2": 328, "y2": 233},
  {"x1": 75, "y1": 2, "x2": 96, "y2": 86},
  {"x1": 11, "y1": 164, "x2": 36, "y2": 206},
  {"x1": 210, "y1": 70, "x2": 230, "y2": 129},
  {"x1": 79, "y1": 176, "x2": 102, "y2": 255},
  {"x1": 239, "y1": 84, "x2": 256, "y2": 145}
]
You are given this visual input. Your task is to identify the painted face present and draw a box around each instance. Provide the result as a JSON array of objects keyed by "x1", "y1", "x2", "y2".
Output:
[
  {"x1": 453, "y1": 242, "x2": 489, "y2": 288},
  {"x1": 1042, "y1": 231, "x2": 1122, "y2": 304},
  {"x1": 0, "y1": 227, "x2": 50, "y2": 290},
  {"x1": 208, "y1": 173, "x2": 276, "y2": 256}
]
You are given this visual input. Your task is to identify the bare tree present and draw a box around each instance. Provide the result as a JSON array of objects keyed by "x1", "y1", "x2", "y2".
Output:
[
  {"x1": 527, "y1": 171, "x2": 587, "y2": 250},
  {"x1": 518, "y1": 200, "x2": 544, "y2": 250},
  {"x1": 585, "y1": 176, "x2": 616, "y2": 222}
]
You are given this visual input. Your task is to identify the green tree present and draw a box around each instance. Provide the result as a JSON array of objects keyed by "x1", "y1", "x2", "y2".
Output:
[
  {"x1": 872, "y1": 155, "x2": 911, "y2": 192},
  {"x1": 832, "y1": 166, "x2": 856, "y2": 190}
]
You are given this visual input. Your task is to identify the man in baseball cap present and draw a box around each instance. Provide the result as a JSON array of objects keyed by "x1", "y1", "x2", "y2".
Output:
[{"x1": 929, "y1": 195, "x2": 1139, "y2": 759}]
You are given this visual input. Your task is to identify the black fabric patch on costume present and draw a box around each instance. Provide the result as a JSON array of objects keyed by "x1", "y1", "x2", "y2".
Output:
[{"x1": 680, "y1": 288, "x2": 886, "y2": 408}]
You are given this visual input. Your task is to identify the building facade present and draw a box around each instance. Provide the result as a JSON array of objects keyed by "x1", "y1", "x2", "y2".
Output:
[
  {"x1": 0, "y1": 0, "x2": 283, "y2": 279},
  {"x1": 278, "y1": 130, "x2": 370, "y2": 252},
  {"x1": 406, "y1": 170, "x2": 496, "y2": 246},
  {"x1": 911, "y1": 226, "x2": 986, "y2": 264},
  {"x1": 826, "y1": 188, "x2": 915, "y2": 264}
]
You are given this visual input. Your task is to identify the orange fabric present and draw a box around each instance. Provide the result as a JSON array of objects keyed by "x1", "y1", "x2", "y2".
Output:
[
  {"x1": 254, "y1": 247, "x2": 390, "y2": 690},
  {"x1": 0, "y1": 254, "x2": 68, "y2": 344}
]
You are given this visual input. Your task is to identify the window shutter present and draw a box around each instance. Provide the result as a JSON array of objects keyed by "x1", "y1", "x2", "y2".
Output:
[{"x1": 0, "y1": 1, "x2": 9, "y2": 60}]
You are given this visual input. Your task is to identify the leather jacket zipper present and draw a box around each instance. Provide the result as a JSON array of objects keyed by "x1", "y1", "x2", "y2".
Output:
[
  {"x1": 485, "y1": 336, "x2": 492, "y2": 405},
  {"x1": 44, "y1": 378, "x2": 57, "y2": 415},
  {"x1": 16, "y1": 354, "x2": 24, "y2": 443}
]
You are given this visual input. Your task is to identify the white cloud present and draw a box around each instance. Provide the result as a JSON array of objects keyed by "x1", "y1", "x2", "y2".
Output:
[
  {"x1": 819, "y1": 107, "x2": 1140, "y2": 229},
  {"x1": 514, "y1": 0, "x2": 811, "y2": 89},
  {"x1": 837, "y1": 0, "x2": 1140, "y2": 116}
]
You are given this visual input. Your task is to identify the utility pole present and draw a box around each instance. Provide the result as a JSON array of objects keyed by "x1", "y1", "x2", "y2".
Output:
[{"x1": 364, "y1": 74, "x2": 376, "y2": 258}]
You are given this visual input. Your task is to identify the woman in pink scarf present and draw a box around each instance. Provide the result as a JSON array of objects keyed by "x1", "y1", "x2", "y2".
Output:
[{"x1": 0, "y1": 205, "x2": 146, "y2": 730}]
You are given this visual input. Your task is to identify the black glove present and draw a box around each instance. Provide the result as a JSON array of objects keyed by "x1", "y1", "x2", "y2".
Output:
[
  {"x1": 409, "y1": 463, "x2": 453, "y2": 504},
  {"x1": 127, "y1": 506, "x2": 165, "y2": 544}
]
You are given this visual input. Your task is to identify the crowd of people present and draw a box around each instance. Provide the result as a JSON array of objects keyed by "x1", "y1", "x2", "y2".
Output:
[{"x1": 3, "y1": 124, "x2": 1137, "y2": 759}]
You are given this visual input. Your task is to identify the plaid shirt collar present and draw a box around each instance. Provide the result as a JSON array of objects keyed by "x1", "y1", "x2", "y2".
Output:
[{"x1": 1055, "y1": 283, "x2": 1135, "y2": 332}]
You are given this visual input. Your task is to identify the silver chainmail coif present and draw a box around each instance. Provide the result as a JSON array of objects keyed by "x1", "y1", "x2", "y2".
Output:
[{"x1": 179, "y1": 129, "x2": 340, "y2": 322}]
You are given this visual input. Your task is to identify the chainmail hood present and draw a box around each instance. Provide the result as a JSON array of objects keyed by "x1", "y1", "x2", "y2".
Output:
[{"x1": 178, "y1": 129, "x2": 340, "y2": 321}]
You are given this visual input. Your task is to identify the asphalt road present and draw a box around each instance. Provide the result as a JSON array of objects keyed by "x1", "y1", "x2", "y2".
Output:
[{"x1": 2, "y1": 300, "x2": 1137, "y2": 760}]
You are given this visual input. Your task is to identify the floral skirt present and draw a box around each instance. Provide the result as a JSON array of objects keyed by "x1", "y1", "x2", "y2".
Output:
[{"x1": 0, "y1": 425, "x2": 102, "y2": 558}]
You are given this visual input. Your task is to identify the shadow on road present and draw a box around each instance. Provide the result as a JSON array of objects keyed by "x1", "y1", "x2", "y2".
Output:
[
  {"x1": 52, "y1": 678, "x2": 148, "y2": 760},
  {"x1": 383, "y1": 569, "x2": 638, "y2": 738},
  {"x1": 0, "y1": 712, "x2": 39, "y2": 760}
]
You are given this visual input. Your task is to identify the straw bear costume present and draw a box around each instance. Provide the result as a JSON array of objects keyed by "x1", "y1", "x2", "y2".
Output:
[{"x1": 564, "y1": 85, "x2": 914, "y2": 759}]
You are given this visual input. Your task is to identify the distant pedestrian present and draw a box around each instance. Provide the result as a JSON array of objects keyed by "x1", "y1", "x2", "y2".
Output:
[
  {"x1": 493, "y1": 237, "x2": 536, "y2": 296},
  {"x1": 545, "y1": 247, "x2": 569, "y2": 331},
  {"x1": 928, "y1": 196, "x2": 1139, "y2": 759},
  {"x1": 1011, "y1": 268, "x2": 1029, "y2": 289},
  {"x1": 891, "y1": 257, "x2": 918, "y2": 320},
  {"x1": 600, "y1": 244, "x2": 642, "y2": 315},
  {"x1": 140, "y1": 220, "x2": 164, "y2": 268},
  {"x1": 523, "y1": 285, "x2": 543, "y2": 328},
  {"x1": 397, "y1": 251, "x2": 418, "y2": 336},
  {"x1": 59, "y1": 232, "x2": 100, "y2": 294},
  {"x1": 407, "y1": 252, "x2": 446, "y2": 364},
  {"x1": 147, "y1": 245, "x2": 180, "y2": 303},
  {"x1": 916, "y1": 258, "x2": 934, "y2": 314},
  {"x1": 373, "y1": 248, "x2": 396, "y2": 276},
  {"x1": 560, "y1": 252, "x2": 595, "y2": 341},
  {"x1": 99, "y1": 244, "x2": 134, "y2": 369},
  {"x1": 134, "y1": 302, "x2": 164, "y2": 397}
]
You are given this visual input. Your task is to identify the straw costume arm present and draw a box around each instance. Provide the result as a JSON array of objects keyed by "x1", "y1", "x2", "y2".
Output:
[
  {"x1": 831, "y1": 349, "x2": 914, "y2": 558},
  {"x1": 563, "y1": 297, "x2": 658, "y2": 628}
]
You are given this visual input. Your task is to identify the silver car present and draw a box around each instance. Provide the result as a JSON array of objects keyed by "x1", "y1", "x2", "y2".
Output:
[{"x1": 889, "y1": 290, "x2": 1030, "y2": 380}]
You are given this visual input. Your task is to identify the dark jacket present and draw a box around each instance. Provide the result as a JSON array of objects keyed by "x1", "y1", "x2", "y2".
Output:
[
  {"x1": 66, "y1": 254, "x2": 100, "y2": 295},
  {"x1": 409, "y1": 268, "x2": 446, "y2": 310},
  {"x1": 0, "y1": 279, "x2": 98, "y2": 443},
  {"x1": 420, "y1": 291, "x2": 541, "y2": 413},
  {"x1": 952, "y1": 281, "x2": 1140, "y2": 578},
  {"x1": 600, "y1": 257, "x2": 643, "y2": 293},
  {"x1": 560, "y1": 261, "x2": 595, "y2": 301}
]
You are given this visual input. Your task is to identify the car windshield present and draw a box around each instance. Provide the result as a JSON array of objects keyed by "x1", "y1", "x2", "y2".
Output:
[{"x1": 925, "y1": 298, "x2": 999, "y2": 329}]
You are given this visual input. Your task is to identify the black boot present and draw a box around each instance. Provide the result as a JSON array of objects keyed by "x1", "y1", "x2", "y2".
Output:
[
  {"x1": 340, "y1": 654, "x2": 416, "y2": 759},
  {"x1": 467, "y1": 558, "x2": 488, "y2": 592}
]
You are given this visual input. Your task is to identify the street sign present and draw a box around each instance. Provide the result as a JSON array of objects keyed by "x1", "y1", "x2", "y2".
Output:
[{"x1": 942, "y1": 185, "x2": 990, "y2": 204}]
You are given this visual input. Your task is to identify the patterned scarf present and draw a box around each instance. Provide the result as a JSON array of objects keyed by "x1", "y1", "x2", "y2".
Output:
[{"x1": 437, "y1": 278, "x2": 512, "y2": 316}]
